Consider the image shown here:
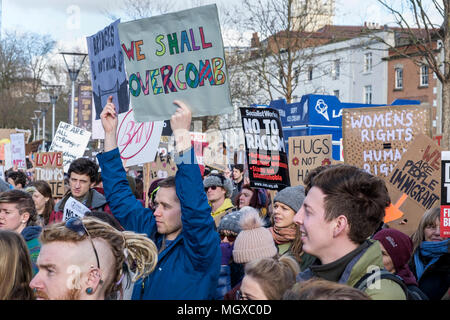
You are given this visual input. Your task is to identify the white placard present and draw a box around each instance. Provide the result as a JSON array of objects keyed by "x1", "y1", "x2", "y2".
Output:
[
  {"x1": 49, "y1": 122, "x2": 92, "y2": 172},
  {"x1": 4, "y1": 143, "x2": 12, "y2": 170},
  {"x1": 0, "y1": 165, "x2": 4, "y2": 181},
  {"x1": 116, "y1": 109, "x2": 163, "y2": 167},
  {"x1": 10, "y1": 133, "x2": 26, "y2": 170},
  {"x1": 63, "y1": 197, "x2": 91, "y2": 222}
]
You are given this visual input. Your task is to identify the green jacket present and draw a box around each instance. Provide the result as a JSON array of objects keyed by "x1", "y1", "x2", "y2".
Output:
[{"x1": 297, "y1": 240, "x2": 406, "y2": 300}]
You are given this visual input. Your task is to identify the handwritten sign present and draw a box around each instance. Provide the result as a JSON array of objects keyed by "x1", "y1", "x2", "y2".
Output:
[
  {"x1": 441, "y1": 151, "x2": 450, "y2": 238},
  {"x1": 10, "y1": 133, "x2": 26, "y2": 170},
  {"x1": 63, "y1": 197, "x2": 90, "y2": 222},
  {"x1": 143, "y1": 153, "x2": 177, "y2": 207},
  {"x1": 240, "y1": 107, "x2": 289, "y2": 190},
  {"x1": 288, "y1": 135, "x2": 332, "y2": 186},
  {"x1": 49, "y1": 122, "x2": 91, "y2": 172},
  {"x1": 116, "y1": 109, "x2": 163, "y2": 167},
  {"x1": 384, "y1": 134, "x2": 442, "y2": 236},
  {"x1": 34, "y1": 152, "x2": 65, "y2": 197},
  {"x1": 117, "y1": 4, "x2": 233, "y2": 122},
  {"x1": 342, "y1": 105, "x2": 431, "y2": 177}
]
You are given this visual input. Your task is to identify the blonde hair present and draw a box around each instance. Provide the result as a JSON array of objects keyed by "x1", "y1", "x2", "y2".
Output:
[
  {"x1": 40, "y1": 218, "x2": 158, "y2": 297},
  {"x1": 244, "y1": 255, "x2": 300, "y2": 300},
  {"x1": 411, "y1": 207, "x2": 441, "y2": 251},
  {"x1": 0, "y1": 230, "x2": 34, "y2": 300}
]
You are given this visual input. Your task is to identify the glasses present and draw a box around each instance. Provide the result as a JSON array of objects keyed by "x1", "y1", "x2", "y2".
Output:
[
  {"x1": 65, "y1": 217, "x2": 101, "y2": 269},
  {"x1": 235, "y1": 289, "x2": 252, "y2": 300},
  {"x1": 205, "y1": 186, "x2": 218, "y2": 192},
  {"x1": 220, "y1": 233, "x2": 237, "y2": 242}
]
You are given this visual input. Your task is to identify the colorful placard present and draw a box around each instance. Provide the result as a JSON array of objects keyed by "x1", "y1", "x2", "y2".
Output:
[
  {"x1": 10, "y1": 133, "x2": 26, "y2": 170},
  {"x1": 34, "y1": 152, "x2": 65, "y2": 197},
  {"x1": 288, "y1": 134, "x2": 332, "y2": 186},
  {"x1": 117, "y1": 4, "x2": 233, "y2": 122}
]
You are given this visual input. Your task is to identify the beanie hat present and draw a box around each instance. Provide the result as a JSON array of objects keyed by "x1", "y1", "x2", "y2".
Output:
[
  {"x1": 203, "y1": 174, "x2": 233, "y2": 198},
  {"x1": 273, "y1": 185, "x2": 305, "y2": 213},
  {"x1": 232, "y1": 207, "x2": 277, "y2": 264},
  {"x1": 218, "y1": 210, "x2": 243, "y2": 235}
]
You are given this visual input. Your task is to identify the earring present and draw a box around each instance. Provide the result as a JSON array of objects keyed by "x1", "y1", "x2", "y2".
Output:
[{"x1": 86, "y1": 287, "x2": 94, "y2": 295}]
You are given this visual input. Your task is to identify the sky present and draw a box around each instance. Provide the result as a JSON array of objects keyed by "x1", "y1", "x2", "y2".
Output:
[{"x1": 1, "y1": 0, "x2": 443, "y2": 50}]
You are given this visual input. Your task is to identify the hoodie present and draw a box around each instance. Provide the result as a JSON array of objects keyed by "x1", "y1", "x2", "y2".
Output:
[{"x1": 21, "y1": 225, "x2": 42, "y2": 276}]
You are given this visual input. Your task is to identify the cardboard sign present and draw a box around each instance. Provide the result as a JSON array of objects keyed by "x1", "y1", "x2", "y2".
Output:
[
  {"x1": 49, "y1": 122, "x2": 92, "y2": 172},
  {"x1": 342, "y1": 105, "x2": 431, "y2": 177},
  {"x1": 116, "y1": 109, "x2": 163, "y2": 167},
  {"x1": 63, "y1": 197, "x2": 90, "y2": 222},
  {"x1": 77, "y1": 83, "x2": 93, "y2": 132},
  {"x1": 240, "y1": 107, "x2": 290, "y2": 190},
  {"x1": 384, "y1": 134, "x2": 442, "y2": 236},
  {"x1": 441, "y1": 151, "x2": 450, "y2": 238},
  {"x1": 288, "y1": 135, "x2": 332, "y2": 186},
  {"x1": 34, "y1": 152, "x2": 65, "y2": 197},
  {"x1": 118, "y1": 4, "x2": 233, "y2": 122},
  {"x1": 87, "y1": 19, "x2": 130, "y2": 121},
  {"x1": 10, "y1": 133, "x2": 26, "y2": 170}
]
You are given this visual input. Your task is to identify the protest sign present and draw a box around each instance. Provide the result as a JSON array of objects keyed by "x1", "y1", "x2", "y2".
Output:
[
  {"x1": 49, "y1": 122, "x2": 92, "y2": 172},
  {"x1": 0, "y1": 165, "x2": 4, "y2": 181},
  {"x1": 342, "y1": 105, "x2": 431, "y2": 177},
  {"x1": 288, "y1": 135, "x2": 332, "y2": 186},
  {"x1": 441, "y1": 151, "x2": 450, "y2": 238},
  {"x1": 34, "y1": 152, "x2": 65, "y2": 197},
  {"x1": 62, "y1": 197, "x2": 90, "y2": 222},
  {"x1": 3, "y1": 143, "x2": 12, "y2": 170},
  {"x1": 240, "y1": 107, "x2": 290, "y2": 190},
  {"x1": 118, "y1": 4, "x2": 233, "y2": 122},
  {"x1": 87, "y1": 19, "x2": 129, "y2": 120},
  {"x1": 384, "y1": 134, "x2": 442, "y2": 235},
  {"x1": 10, "y1": 133, "x2": 26, "y2": 170},
  {"x1": 77, "y1": 83, "x2": 93, "y2": 132},
  {"x1": 116, "y1": 109, "x2": 163, "y2": 167}
]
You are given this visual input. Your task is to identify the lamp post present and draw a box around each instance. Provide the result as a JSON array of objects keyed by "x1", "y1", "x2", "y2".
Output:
[
  {"x1": 44, "y1": 84, "x2": 62, "y2": 140},
  {"x1": 40, "y1": 106, "x2": 49, "y2": 152},
  {"x1": 30, "y1": 117, "x2": 38, "y2": 141},
  {"x1": 34, "y1": 110, "x2": 42, "y2": 140},
  {"x1": 60, "y1": 52, "x2": 88, "y2": 125}
]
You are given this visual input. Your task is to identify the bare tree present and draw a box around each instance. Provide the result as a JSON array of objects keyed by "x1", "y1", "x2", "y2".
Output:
[{"x1": 377, "y1": 0, "x2": 449, "y2": 149}]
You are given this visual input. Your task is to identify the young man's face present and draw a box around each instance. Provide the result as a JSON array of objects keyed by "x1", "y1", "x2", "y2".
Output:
[
  {"x1": 30, "y1": 241, "x2": 90, "y2": 300},
  {"x1": 205, "y1": 185, "x2": 226, "y2": 203},
  {"x1": 69, "y1": 172, "x2": 93, "y2": 199},
  {"x1": 153, "y1": 187, "x2": 182, "y2": 240},
  {"x1": 0, "y1": 202, "x2": 28, "y2": 233},
  {"x1": 232, "y1": 169, "x2": 243, "y2": 181},
  {"x1": 293, "y1": 186, "x2": 335, "y2": 261}
]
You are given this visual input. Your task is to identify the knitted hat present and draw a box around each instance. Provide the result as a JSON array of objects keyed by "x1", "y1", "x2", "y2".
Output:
[
  {"x1": 203, "y1": 173, "x2": 233, "y2": 198},
  {"x1": 232, "y1": 207, "x2": 277, "y2": 264},
  {"x1": 218, "y1": 210, "x2": 243, "y2": 235},
  {"x1": 273, "y1": 185, "x2": 306, "y2": 213}
]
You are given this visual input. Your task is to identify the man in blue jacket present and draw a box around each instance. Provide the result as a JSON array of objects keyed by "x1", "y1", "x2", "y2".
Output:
[{"x1": 97, "y1": 96, "x2": 221, "y2": 300}]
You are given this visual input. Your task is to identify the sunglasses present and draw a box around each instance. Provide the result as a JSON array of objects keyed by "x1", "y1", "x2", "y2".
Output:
[
  {"x1": 205, "y1": 186, "x2": 218, "y2": 192},
  {"x1": 219, "y1": 233, "x2": 237, "y2": 242},
  {"x1": 65, "y1": 217, "x2": 101, "y2": 269}
]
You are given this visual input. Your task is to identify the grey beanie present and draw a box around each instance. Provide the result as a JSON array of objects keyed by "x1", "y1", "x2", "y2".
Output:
[
  {"x1": 203, "y1": 174, "x2": 233, "y2": 198},
  {"x1": 218, "y1": 210, "x2": 242, "y2": 235},
  {"x1": 273, "y1": 185, "x2": 306, "y2": 213}
]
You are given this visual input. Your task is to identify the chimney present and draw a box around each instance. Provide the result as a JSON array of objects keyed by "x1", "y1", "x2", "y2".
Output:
[{"x1": 251, "y1": 32, "x2": 260, "y2": 48}]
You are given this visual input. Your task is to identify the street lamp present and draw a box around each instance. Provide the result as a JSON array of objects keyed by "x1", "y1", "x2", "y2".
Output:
[
  {"x1": 34, "y1": 110, "x2": 42, "y2": 140},
  {"x1": 40, "y1": 105, "x2": 49, "y2": 152},
  {"x1": 30, "y1": 117, "x2": 38, "y2": 140},
  {"x1": 60, "y1": 52, "x2": 88, "y2": 126},
  {"x1": 44, "y1": 84, "x2": 63, "y2": 140}
]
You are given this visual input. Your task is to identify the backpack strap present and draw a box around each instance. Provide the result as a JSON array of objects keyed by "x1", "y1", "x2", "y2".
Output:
[{"x1": 354, "y1": 269, "x2": 409, "y2": 298}]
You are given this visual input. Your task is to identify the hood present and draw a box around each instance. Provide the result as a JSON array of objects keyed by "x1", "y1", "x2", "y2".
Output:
[
  {"x1": 90, "y1": 188, "x2": 107, "y2": 209},
  {"x1": 211, "y1": 198, "x2": 234, "y2": 217},
  {"x1": 21, "y1": 225, "x2": 42, "y2": 241}
]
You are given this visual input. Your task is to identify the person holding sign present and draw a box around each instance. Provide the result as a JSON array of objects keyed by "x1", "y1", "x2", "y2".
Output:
[
  {"x1": 410, "y1": 207, "x2": 450, "y2": 300},
  {"x1": 97, "y1": 96, "x2": 221, "y2": 299}
]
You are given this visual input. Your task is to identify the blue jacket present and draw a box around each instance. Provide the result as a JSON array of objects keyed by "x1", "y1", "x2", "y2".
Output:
[{"x1": 97, "y1": 147, "x2": 221, "y2": 300}]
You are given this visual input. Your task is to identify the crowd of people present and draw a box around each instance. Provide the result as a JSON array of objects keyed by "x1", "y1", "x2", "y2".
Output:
[{"x1": 0, "y1": 96, "x2": 449, "y2": 300}]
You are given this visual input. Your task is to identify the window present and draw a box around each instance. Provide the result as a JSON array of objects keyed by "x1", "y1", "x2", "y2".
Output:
[
  {"x1": 420, "y1": 65, "x2": 429, "y2": 87},
  {"x1": 307, "y1": 66, "x2": 313, "y2": 81},
  {"x1": 395, "y1": 68, "x2": 403, "y2": 89},
  {"x1": 364, "y1": 53, "x2": 372, "y2": 72},
  {"x1": 332, "y1": 59, "x2": 340, "y2": 80},
  {"x1": 364, "y1": 85, "x2": 372, "y2": 104},
  {"x1": 333, "y1": 90, "x2": 340, "y2": 99}
]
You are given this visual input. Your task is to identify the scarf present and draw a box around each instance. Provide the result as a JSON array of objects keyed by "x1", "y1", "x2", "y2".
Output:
[
  {"x1": 269, "y1": 224, "x2": 297, "y2": 245},
  {"x1": 413, "y1": 239, "x2": 450, "y2": 280}
]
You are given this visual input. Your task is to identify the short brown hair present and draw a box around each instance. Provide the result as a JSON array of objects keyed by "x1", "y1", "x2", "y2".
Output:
[
  {"x1": 308, "y1": 164, "x2": 390, "y2": 244},
  {"x1": 0, "y1": 189, "x2": 37, "y2": 226},
  {"x1": 283, "y1": 278, "x2": 371, "y2": 300}
]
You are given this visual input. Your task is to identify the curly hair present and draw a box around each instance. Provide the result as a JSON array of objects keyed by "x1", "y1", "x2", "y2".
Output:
[
  {"x1": 68, "y1": 158, "x2": 99, "y2": 183},
  {"x1": 40, "y1": 218, "x2": 158, "y2": 298}
]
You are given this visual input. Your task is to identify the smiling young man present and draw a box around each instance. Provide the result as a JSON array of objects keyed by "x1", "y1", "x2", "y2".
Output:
[
  {"x1": 96, "y1": 96, "x2": 221, "y2": 300},
  {"x1": 203, "y1": 173, "x2": 235, "y2": 227},
  {"x1": 49, "y1": 158, "x2": 111, "y2": 223},
  {"x1": 294, "y1": 164, "x2": 407, "y2": 300}
]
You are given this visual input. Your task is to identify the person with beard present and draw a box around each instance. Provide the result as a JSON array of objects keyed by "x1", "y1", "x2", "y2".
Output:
[{"x1": 29, "y1": 217, "x2": 158, "y2": 300}]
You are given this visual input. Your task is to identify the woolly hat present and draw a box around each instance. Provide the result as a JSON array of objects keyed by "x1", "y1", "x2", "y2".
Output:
[
  {"x1": 218, "y1": 210, "x2": 243, "y2": 235},
  {"x1": 232, "y1": 207, "x2": 277, "y2": 264},
  {"x1": 203, "y1": 173, "x2": 233, "y2": 198},
  {"x1": 273, "y1": 185, "x2": 306, "y2": 213}
]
